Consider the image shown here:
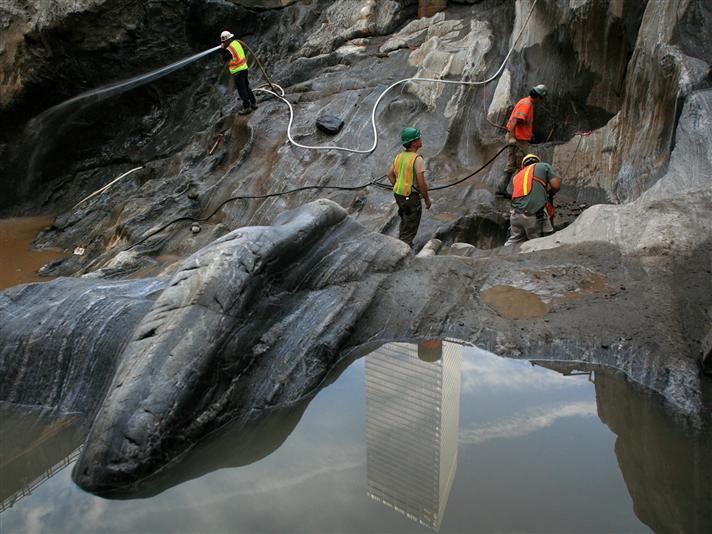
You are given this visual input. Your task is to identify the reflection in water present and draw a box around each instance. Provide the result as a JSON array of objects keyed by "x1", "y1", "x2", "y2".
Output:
[
  {"x1": 0, "y1": 408, "x2": 84, "y2": 512},
  {"x1": 0, "y1": 349, "x2": 709, "y2": 532},
  {"x1": 534, "y1": 360, "x2": 712, "y2": 532},
  {"x1": 365, "y1": 340, "x2": 462, "y2": 531},
  {"x1": 594, "y1": 369, "x2": 712, "y2": 533}
]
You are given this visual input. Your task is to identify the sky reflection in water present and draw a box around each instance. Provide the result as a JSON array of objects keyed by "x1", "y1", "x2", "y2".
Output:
[{"x1": 4, "y1": 342, "x2": 708, "y2": 533}]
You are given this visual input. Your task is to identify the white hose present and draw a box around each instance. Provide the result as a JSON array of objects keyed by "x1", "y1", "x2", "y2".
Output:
[
  {"x1": 254, "y1": 0, "x2": 539, "y2": 154},
  {"x1": 72, "y1": 166, "x2": 144, "y2": 209}
]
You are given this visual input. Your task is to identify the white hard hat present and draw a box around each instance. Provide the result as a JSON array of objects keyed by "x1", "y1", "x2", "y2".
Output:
[
  {"x1": 220, "y1": 31, "x2": 234, "y2": 42},
  {"x1": 532, "y1": 84, "x2": 548, "y2": 98}
]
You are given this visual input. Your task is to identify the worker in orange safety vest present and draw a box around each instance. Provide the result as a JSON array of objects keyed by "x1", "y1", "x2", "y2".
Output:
[
  {"x1": 496, "y1": 84, "x2": 547, "y2": 197},
  {"x1": 504, "y1": 153, "x2": 560, "y2": 246},
  {"x1": 386, "y1": 127, "x2": 432, "y2": 248},
  {"x1": 220, "y1": 30, "x2": 257, "y2": 115}
]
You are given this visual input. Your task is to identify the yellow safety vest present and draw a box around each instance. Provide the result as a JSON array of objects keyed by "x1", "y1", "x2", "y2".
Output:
[
  {"x1": 392, "y1": 151, "x2": 419, "y2": 196},
  {"x1": 226, "y1": 39, "x2": 248, "y2": 74}
]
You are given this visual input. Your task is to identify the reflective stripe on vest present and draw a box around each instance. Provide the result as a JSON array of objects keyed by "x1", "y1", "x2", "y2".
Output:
[
  {"x1": 393, "y1": 152, "x2": 419, "y2": 196},
  {"x1": 227, "y1": 40, "x2": 248, "y2": 74},
  {"x1": 512, "y1": 164, "x2": 547, "y2": 198}
]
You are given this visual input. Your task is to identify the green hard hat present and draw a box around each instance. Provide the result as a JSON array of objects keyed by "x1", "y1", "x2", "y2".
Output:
[{"x1": 401, "y1": 127, "x2": 421, "y2": 145}]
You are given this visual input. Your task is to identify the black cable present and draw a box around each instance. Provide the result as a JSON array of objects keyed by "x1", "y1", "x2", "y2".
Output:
[
  {"x1": 125, "y1": 146, "x2": 508, "y2": 251},
  {"x1": 125, "y1": 179, "x2": 384, "y2": 251},
  {"x1": 429, "y1": 145, "x2": 508, "y2": 190}
]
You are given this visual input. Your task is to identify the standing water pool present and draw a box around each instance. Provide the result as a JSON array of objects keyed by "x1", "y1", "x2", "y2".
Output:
[{"x1": 1, "y1": 342, "x2": 710, "y2": 532}]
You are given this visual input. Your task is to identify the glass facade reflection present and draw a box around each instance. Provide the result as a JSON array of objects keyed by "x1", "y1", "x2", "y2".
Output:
[{"x1": 365, "y1": 341, "x2": 462, "y2": 531}]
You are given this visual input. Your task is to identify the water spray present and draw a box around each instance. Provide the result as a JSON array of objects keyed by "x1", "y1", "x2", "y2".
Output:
[{"x1": 22, "y1": 45, "x2": 222, "y2": 191}]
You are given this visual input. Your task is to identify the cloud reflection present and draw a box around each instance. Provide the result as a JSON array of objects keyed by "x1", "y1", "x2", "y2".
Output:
[
  {"x1": 459, "y1": 401, "x2": 598, "y2": 445},
  {"x1": 460, "y1": 347, "x2": 590, "y2": 393}
]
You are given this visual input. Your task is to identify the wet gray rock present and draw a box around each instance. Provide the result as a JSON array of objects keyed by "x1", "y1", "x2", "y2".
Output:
[
  {"x1": 1, "y1": 0, "x2": 711, "y2": 498},
  {"x1": 315, "y1": 113, "x2": 344, "y2": 134},
  {"x1": 450, "y1": 242, "x2": 476, "y2": 257},
  {"x1": 0, "y1": 277, "x2": 166, "y2": 413},
  {"x1": 299, "y1": 0, "x2": 412, "y2": 58},
  {"x1": 72, "y1": 199, "x2": 411, "y2": 494},
  {"x1": 0, "y1": 198, "x2": 709, "y2": 496}
]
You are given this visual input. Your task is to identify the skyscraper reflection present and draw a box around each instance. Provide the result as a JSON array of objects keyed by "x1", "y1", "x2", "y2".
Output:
[{"x1": 365, "y1": 340, "x2": 463, "y2": 531}]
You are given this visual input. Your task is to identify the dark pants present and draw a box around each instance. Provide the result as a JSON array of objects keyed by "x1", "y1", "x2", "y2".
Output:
[
  {"x1": 394, "y1": 192, "x2": 422, "y2": 248},
  {"x1": 497, "y1": 133, "x2": 530, "y2": 195},
  {"x1": 234, "y1": 70, "x2": 256, "y2": 108}
]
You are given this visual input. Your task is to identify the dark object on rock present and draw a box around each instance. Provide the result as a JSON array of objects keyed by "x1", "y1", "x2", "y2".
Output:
[{"x1": 316, "y1": 114, "x2": 344, "y2": 135}]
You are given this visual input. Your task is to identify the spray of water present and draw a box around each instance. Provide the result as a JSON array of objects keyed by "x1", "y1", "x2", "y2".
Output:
[{"x1": 22, "y1": 45, "x2": 222, "y2": 192}]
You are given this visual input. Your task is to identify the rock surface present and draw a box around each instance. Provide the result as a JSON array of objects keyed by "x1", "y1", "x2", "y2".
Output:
[
  {"x1": 0, "y1": 0, "x2": 711, "y2": 497},
  {"x1": 0, "y1": 277, "x2": 166, "y2": 413},
  {"x1": 2, "y1": 198, "x2": 710, "y2": 495}
]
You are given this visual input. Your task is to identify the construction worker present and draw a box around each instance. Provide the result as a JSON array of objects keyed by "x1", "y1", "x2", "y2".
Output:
[
  {"x1": 220, "y1": 30, "x2": 257, "y2": 115},
  {"x1": 504, "y1": 154, "x2": 560, "y2": 246},
  {"x1": 496, "y1": 84, "x2": 548, "y2": 197},
  {"x1": 387, "y1": 127, "x2": 432, "y2": 248}
]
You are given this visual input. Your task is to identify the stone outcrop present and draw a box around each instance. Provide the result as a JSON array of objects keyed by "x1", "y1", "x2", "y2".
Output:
[
  {"x1": 0, "y1": 277, "x2": 166, "y2": 413},
  {"x1": 0, "y1": 0, "x2": 711, "y2": 498},
  {"x1": 72, "y1": 199, "x2": 412, "y2": 493},
  {"x1": 2, "y1": 197, "x2": 710, "y2": 495}
]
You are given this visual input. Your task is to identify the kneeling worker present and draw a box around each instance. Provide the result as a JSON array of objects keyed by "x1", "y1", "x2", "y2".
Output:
[
  {"x1": 504, "y1": 154, "x2": 560, "y2": 246},
  {"x1": 387, "y1": 127, "x2": 432, "y2": 248},
  {"x1": 220, "y1": 30, "x2": 257, "y2": 115}
]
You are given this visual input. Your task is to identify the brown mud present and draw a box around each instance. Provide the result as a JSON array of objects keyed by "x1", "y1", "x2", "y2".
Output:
[{"x1": 0, "y1": 216, "x2": 65, "y2": 289}]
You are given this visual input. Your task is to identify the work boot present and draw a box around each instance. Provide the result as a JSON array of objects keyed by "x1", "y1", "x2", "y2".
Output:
[
  {"x1": 251, "y1": 102, "x2": 259, "y2": 110},
  {"x1": 238, "y1": 105, "x2": 253, "y2": 115}
]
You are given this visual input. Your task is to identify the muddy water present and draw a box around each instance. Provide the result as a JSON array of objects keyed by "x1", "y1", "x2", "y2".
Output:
[
  {"x1": 1, "y1": 343, "x2": 710, "y2": 532},
  {"x1": 0, "y1": 216, "x2": 65, "y2": 289},
  {"x1": 481, "y1": 285, "x2": 548, "y2": 318}
]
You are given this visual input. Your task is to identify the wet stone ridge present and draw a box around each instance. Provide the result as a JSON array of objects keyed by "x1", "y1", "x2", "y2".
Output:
[
  {"x1": 72, "y1": 199, "x2": 412, "y2": 494},
  {"x1": 0, "y1": 199, "x2": 709, "y2": 495},
  {"x1": 0, "y1": 0, "x2": 711, "y2": 497},
  {"x1": 0, "y1": 277, "x2": 166, "y2": 413}
]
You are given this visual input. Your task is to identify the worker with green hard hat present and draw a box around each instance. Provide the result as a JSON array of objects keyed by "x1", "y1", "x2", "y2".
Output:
[{"x1": 386, "y1": 127, "x2": 432, "y2": 248}]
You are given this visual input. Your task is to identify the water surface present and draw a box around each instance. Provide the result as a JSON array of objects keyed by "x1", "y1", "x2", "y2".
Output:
[
  {"x1": 1, "y1": 343, "x2": 710, "y2": 532},
  {"x1": 0, "y1": 216, "x2": 64, "y2": 289}
]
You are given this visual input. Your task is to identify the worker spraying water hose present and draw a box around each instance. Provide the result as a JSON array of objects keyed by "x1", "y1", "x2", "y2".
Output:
[
  {"x1": 27, "y1": 0, "x2": 542, "y2": 252},
  {"x1": 22, "y1": 45, "x2": 223, "y2": 194}
]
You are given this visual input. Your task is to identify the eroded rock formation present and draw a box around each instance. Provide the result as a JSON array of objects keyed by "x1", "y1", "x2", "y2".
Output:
[
  {"x1": 1, "y1": 198, "x2": 709, "y2": 495},
  {"x1": 1, "y1": 0, "x2": 711, "y2": 496}
]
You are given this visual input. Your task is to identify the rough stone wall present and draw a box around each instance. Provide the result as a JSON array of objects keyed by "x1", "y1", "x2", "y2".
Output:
[{"x1": 553, "y1": 0, "x2": 712, "y2": 202}]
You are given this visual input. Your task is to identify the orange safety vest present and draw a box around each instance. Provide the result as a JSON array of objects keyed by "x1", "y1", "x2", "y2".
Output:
[
  {"x1": 506, "y1": 96, "x2": 534, "y2": 141},
  {"x1": 226, "y1": 39, "x2": 248, "y2": 74},
  {"x1": 512, "y1": 164, "x2": 548, "y2": 199},
  {"x1": 392, "y1": 151, "x2": 419, "y2": 196}
]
